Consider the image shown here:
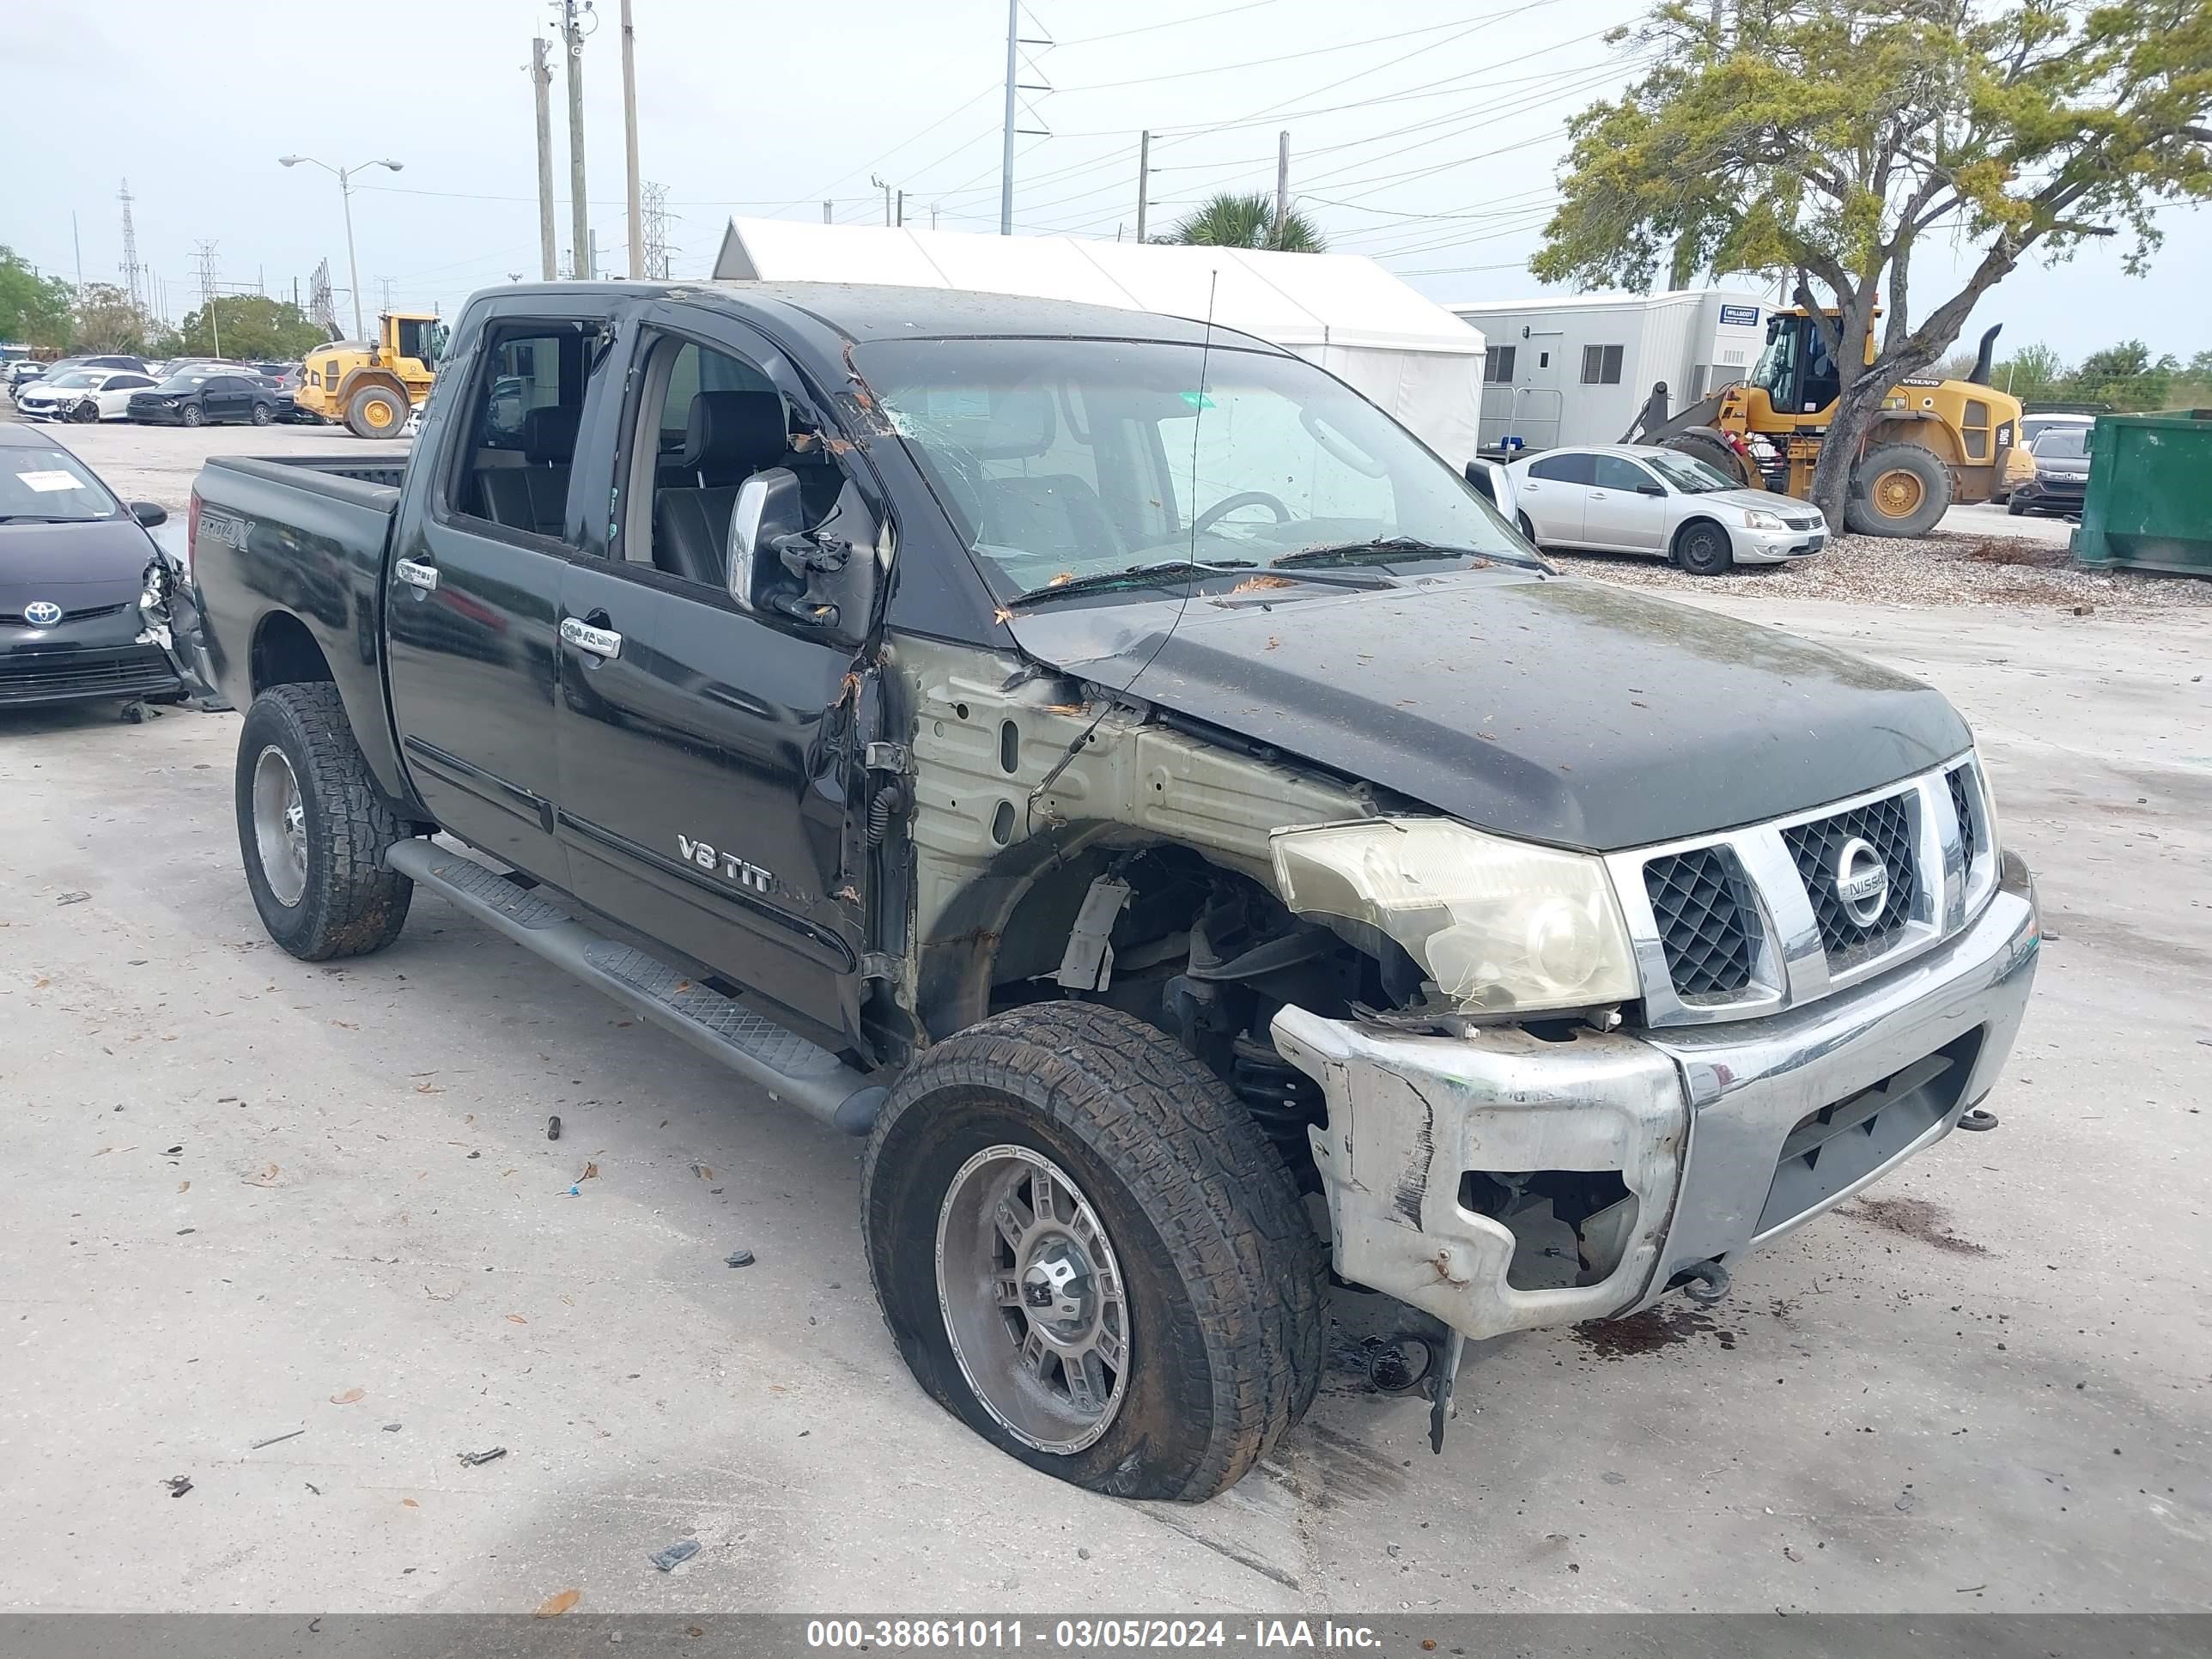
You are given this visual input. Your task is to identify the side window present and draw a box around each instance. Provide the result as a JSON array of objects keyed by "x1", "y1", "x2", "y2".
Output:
[
  {"x1": 1528, "y1": 452, "x2": 1595, "y2": 485},
  {"x1": 449, "y1": 321, "x2": 589, "y2": 542},
  {"x1": 1482, "y1": 344, "x2": 1516, "y2": 384},
  {"x1": 1591, "y1": 454, "x2": 1655, "y2": 491},
  {"x1": 1581, "y1": 344, "x2": 1625, "y2": 385},
  {"x1": 629, "y1": 334, "x2": 825, "y2": 592}
]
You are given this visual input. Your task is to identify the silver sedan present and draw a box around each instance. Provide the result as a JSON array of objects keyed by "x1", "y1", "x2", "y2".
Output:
[{"x1": 1504, "y1": 443, "x2": 1828, "y2": 574}]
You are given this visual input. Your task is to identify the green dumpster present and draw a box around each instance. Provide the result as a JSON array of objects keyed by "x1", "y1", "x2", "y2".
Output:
[{"x1": 2071, "y1": 409, "x2": 2212, "y2": 576}]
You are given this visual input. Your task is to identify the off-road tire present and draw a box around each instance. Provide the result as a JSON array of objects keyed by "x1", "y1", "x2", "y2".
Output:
[
  {"x1": 1674, "y1": 518, "x2": 1735, "y2": 576},
  {"x1": 235, "y1": 684, "x2": 414, "y2": 961},
  {"x1": 180, "y1": 402, "x2": 204, "y2": 428},
  {"x1": 1845, "y1": 443, "x2": 1951, "y2": 538},
  {"x1": 345, "y1": 383, "x2": 409, "y2": 440},
  {"x1": 1663, "y1": 428, "x2": 1757, "y2": 489},
  {"x1": 862, "y1": 1002, "x2": 1325, "y2": 1501}
]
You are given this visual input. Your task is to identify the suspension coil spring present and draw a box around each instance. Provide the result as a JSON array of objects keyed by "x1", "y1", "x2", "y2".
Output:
[{"x1": 1229, "y1": 1034, "x2": 1324, "y2": 1153}]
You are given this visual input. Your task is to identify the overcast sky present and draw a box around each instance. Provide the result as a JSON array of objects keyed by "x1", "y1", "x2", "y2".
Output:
[{"x1": 7, "y1": 0, "x2": 2206, "y2": 364}]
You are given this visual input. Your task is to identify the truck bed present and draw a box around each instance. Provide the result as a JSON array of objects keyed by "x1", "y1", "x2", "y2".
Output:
[{"x1": 190, "y1": 453, "x2": 410, "y2": 799}]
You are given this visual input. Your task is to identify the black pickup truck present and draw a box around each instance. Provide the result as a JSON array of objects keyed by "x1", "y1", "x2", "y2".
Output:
[{"x1": 185, "y1": 280, "x2": 2040, "y2": 1501}]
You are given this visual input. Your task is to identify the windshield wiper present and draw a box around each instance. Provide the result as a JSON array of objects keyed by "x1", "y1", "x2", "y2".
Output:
[
  {"x1": 1271, "y1": 536, "x2": 1495, "y2": 569},
  {"x1": 1006, "y1": 557, "x2": 1255, "y2": 608}
]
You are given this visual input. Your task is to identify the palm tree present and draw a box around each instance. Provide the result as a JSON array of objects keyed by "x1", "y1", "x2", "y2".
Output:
[{"x1": 1162, "y1": 191, "x2": 1327, "y2": 252}]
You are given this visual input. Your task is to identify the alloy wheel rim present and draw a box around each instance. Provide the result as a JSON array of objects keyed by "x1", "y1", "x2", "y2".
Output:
[
  {"x1": 934, "y1": 1144, "x2": 1130, "y2": 1454},
  {"x1": 251, "y1": 744, "x2": 308, "y2": 907}
]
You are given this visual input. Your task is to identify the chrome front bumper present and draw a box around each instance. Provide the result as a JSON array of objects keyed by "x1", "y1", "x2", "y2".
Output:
[{"x1": 1272, "y1": 850, "x2": 2039, "y2": 1342}]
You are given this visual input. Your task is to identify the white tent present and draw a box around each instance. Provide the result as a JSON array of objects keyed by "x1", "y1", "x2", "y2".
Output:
[{"x1": 711, "y1": 217, "x2": 1487, "y2": 465}]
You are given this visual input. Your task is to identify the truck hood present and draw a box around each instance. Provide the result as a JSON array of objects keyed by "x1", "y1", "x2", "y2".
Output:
[{"x1": 1010, "y1": 568, "x2": 1970, "y2": 852}]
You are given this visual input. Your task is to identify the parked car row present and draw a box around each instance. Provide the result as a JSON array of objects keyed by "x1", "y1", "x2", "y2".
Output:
[{"x1": 8, "y1": 357, "x2": 312, "y2": 428}]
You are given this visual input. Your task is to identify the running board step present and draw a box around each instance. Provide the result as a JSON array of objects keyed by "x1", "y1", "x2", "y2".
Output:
[{"x1": 385, "y1": 838, "x2": 886, "y2": 1135}]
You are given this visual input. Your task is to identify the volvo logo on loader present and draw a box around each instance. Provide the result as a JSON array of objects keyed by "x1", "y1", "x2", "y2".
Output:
[{"x1": 678, "y1": 834, "x2": 774, "y2": 895}]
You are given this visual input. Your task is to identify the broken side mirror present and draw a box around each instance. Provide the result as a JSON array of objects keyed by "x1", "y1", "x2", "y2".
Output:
[{"x1": 728, "y1": 468, "x2": 878, "y2": 642}]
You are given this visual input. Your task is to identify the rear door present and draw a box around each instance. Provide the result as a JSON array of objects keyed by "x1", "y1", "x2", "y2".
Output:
[
  {"x1": 1584, "y1": 453, "x2": 1669, "y2": 552},
  {"x1": 384, "y1": 308, "x2": 605, "y2": 879},
  {"x1": 552, "y1": 307, "x2": 871, "y2": 1039},
  {"x1": 1516, "y1": 451, "x2": 1593, "y2": 544}
]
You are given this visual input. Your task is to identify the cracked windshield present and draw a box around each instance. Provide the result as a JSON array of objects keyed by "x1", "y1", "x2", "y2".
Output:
[{"x1": 860, "y1": 336, "x2": 1528, "y2": 599}]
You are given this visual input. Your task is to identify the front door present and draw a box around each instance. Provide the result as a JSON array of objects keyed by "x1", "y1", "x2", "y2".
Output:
[
  {"x1": 1584, "y1": 453, "x2": 1669, "y2": 552},
  {"x1": 385, "y1": 313, "x2": 602, "y2": 879},
  {"x1": 554, "y1": 320, "x2": 868, "y2": 1038}
]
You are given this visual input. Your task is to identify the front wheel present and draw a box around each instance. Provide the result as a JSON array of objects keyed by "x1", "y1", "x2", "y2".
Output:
[
  {"x1": 235, "y1": 684, "x2": 414, "y2": 960},
  {"x1": 251, "y1": 402, "x2": 274, "y2": 427},
  {"x1": 345, "y1": 384, "x2": 408, "y2": 439},
  {"x1": 862, "y1": 1002, "x2": 1324, "y2": 1501},
  {"x1": 68, "y1": 399, "x2": 99, "y2": 424},
  {"x1": 2007, "y1": 495, "x2": 2027, "y2": 517},
  {"x1": 180, "y1": 402, "x2": 204, "y2": 428},
  {"x1": 1675, "y1": 519, "x2": 1735, "y2": 575}
]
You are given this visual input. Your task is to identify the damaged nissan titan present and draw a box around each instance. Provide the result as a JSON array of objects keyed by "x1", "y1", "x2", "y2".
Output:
[{"x1": 181, "y1": 280, "x2": 2040, "y2": 1501}]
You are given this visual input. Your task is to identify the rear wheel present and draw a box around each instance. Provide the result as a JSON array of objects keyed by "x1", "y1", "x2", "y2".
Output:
[
  {"x1": 862, "y1": 1002, "x2": 1324, "y2": 1501},
  {"x1": 1845, "y1": 443, "x2": 1951, "y2": 538},
  {"x1": 235, "y1": 684, "x2": 414, "y2": 961},
  {"x1": 1516, "y1": 512, "x2": 1538, "y2": 544},
  {"x1": 180, "y1": 402, "x2": 204, "y2": 428},
  {"x1": 1674, "y1": 519, "x2": 1735, "y2": 576},
  {"x1": 344, "y1": 383, "x2": 409, "y2": 440}
]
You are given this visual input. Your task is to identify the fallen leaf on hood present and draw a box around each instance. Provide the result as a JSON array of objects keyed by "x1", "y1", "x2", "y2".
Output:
[
  {"x1": 402, "y1": 1498, "x2": 419, "y2": 1509},
  {"x1": 506, "y1": 1314, "x2": 528, "y2": 1325},
  {"x1": 177, "y1": 1181, "x2": 191, "y2": 1194},
  {"x1": 580, "y1": 1161, "x2": 599, "y2": 1180},
  {"x1": 692, "y1": 1164, "x2": 713, "y2": 1181},
  {"x1": 246, "y1": 1163, "x2": 280, "y2": 1186},
  {"x1": 534, "y1": 1589, "x2": 580, "y2": 1619},
  {"x1": 1229, "y1": 574, "x2": 1297, "y2": 593},
  {"x1": 330, "y1": 1389, "x2": 364, "y2": 1406},
  {"x1": 415, "y1": 1083, "x2": 444, "y2": 1094},
  {"x1": 32, "y1": 976, "x2": 48, "y2": 989}
]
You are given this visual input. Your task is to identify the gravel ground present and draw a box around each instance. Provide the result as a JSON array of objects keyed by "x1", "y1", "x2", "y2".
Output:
[{"x1": 1544, "y1": 526, "x2": 2212, "y2": 611}]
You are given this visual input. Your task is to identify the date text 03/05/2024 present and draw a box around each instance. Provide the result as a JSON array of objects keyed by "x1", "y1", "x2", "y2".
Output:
[{"x1": 805, "y1": 1620, "x2": 1389, "y2": 1650}]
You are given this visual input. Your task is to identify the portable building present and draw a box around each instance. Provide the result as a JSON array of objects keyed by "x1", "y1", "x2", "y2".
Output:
[
  {"x1": 1444, "y1": 289, "x2": 1771, "y2": 453},
  {"x1": 711, "y1": 218, "x2": 1489, "y2": 467}
]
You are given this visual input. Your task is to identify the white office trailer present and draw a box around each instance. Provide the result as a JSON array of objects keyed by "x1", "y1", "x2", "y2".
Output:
[
  {"x1": 1446, "y1": 289, "x2": 1771, "y2": 453},
  {"x1": 712, "y1": 218, "x2": 1489, "y2": 468}
]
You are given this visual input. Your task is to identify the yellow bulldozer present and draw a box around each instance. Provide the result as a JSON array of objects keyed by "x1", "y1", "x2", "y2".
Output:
[
  {"x1": 295, "y1": 310, "x2": 447, "y2": 438},
  {"x1": 1636, "y1": 310, "x2": 2021, "y2": 538}
]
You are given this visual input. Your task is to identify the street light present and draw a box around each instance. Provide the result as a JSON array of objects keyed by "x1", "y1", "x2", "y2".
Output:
[{"x1": 278, "y1": 155, "x2": 404, "y2": 341}]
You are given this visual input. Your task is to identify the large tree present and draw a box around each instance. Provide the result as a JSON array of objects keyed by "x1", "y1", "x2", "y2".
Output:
[
  {"x1": 1534, "y1": 0, "x2": 2212, "y2": 526},
  {"x1": 69, "y1": 283, "x2": 152, "y2": 355},
  {"x1": 1163, "y1": 191, "x2": 1328, "y2": 252},
  {"x1": 0, "y1": 246, "x2": 73, "y2": 349},
  {"x1": 174, "y1": 295, "x2": 330, "y2": 363}
]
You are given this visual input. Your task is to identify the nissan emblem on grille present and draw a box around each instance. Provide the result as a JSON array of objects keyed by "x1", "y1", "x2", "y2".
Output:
[{"x1": 1832, "y1": 836, "x2": 1890, "y2": 926}]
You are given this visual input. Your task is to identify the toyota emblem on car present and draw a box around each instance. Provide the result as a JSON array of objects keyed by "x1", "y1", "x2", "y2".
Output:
[
  {"x1": 1832, "y1": 836, "x2": 1890, "y2": 925},
  {"x1": 23, "y1": 600, "x2": 63, "y2": 627}
]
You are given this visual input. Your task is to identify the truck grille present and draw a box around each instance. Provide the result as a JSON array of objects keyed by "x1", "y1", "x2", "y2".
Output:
[
  {"x1": 1644, "y1": 848, "x2": 1755, "y2": 997},
  {"x1": 1781, "y1": 790, "x2": 1917, "y2": 969},
  {"x1": 1617, "y1": 759, "x2": 1987, "y2": 1026}
]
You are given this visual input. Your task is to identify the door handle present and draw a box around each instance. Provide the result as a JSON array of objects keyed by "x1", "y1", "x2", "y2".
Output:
[
  {"x1": 1590, "y1": 490, "x2": 1609, "y2": 500},
  {"x1": 395, "y1": 558, "x2": 440, "y2": 592},
  {"x1": 561, "y1": 616, "x2": 623, "y2": 659}
]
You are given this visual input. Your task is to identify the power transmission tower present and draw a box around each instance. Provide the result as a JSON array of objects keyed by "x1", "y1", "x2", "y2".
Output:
[
  {"x1": 998, "y1": 3, "x2": 1053, "y2": 234},
  {"x1": 118, "y1": 179, "x2": 144, "y2": 310},
  {"x1": 641, "y1": 180, "x2": 672, "y2": 280},
  {"x1": 378, "y1": 276, "x2": 395, "y2": 311},
  {"x1": 308, "y1": 260, "x2": 338, "y2": 337},
  {"x1": 192, "y1": 240, "x2": 222, "y2": 357}
]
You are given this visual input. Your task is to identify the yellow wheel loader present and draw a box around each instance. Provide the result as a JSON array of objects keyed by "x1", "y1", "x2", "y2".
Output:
[
  {"x1": 295, "y1": 311, "x2": 447, "y2": 439},
  {"x1": 1637, "y1": 311, "x2": 2021, "y2": 538}
]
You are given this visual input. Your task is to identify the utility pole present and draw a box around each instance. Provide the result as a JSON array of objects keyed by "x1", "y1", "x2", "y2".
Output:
[
  {"x1": 531, "y1": 37, "x2": 558, "y2": 281},
  {"x1": 1275, "y1": 130, "x2": 1290, "y2": 232},
  {"x1": 896, "y1": 190, "x2": 907, "y2": 228},
  {"x1": 1133, "y1": 130, "x2": 1151, "y2": 243},
  {"x1": 999, "y1": 0, "x2": 1018, "y2": 234},
  {"x1": 72, "y1": 210, "x2": 84, "y2": 294},
  {"x1": 871, "y1": 175, "x2": 892, "y2": 227},
  {"x1": 590, "y1": 228, "x2": 600, "y2": 283},
  {"x1": 929, "y1": 202, "x2": 939, "y2": 229},
  {"x1": 822, "y1": 200, "x2": 833, "y2": 224},
  {"x1": 620, "y1": 0, "x2": 642, "y2": 279},
  {"x1": 556, "y1": 0, "x2": 594, "y2": 280}
]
